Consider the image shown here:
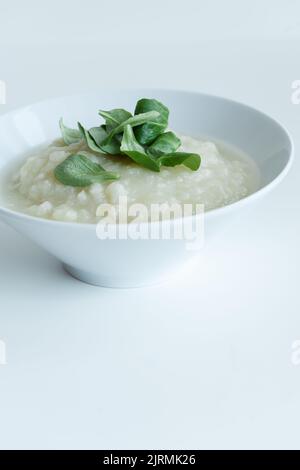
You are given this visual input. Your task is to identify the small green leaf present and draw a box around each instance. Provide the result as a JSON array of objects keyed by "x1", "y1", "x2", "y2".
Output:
[
  {"x1": 59, "y1": 118, "x2": 82, "y2": 145},
  {"x1": 121, "y1": 125, "x2": 160, "y2": 172},
  {"x1": 147, "y1": 131, "x2": 181, "y2": 157},
  {"x1": 158, "y1": 152, "x2": 201, "y2": 171},
  {"x1": 78, "y1": 122, "x2": 103, "y2": 153},
  {"x1": 54, "y1": 154, "x2": 119, "y2": 187},
  {"x1": 98, "y1": 109, "x2": 132, "y2": 133},
  {"x1": 134, "y1": 99, "x2": 169, "y2": 145},
  {"x1": 101, "y1": 110, "x2": 160, "y2": 148},
  {"x1": 89, "y1": 126, "x2": 121, "y2": 155},
  {"x1": 89, "y1": 125, "x2": 107, "y2": 144}
]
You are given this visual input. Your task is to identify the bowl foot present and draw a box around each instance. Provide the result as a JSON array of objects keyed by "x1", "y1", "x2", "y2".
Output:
[{"x1": 62, "y1": 263, "x2": 167, "y2": 289}]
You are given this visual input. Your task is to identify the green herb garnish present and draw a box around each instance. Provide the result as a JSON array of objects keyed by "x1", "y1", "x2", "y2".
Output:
[
  {"x1": 59, "y1": 118, "x2": 81, "y2": 145},
  {"x1": 147, "y1": 131, "x2": 181, "y2": 157},
  {"x1": 54, "y1": 154, "x2": 119, "y2": 187},
  {"x1": 120, "y1": 125, "x2": 160, "y2": 172},
  {"x1": 134, "y1": 98, "x2": 169, "y2": 145},
  {"x1": 55, "y1": 98, "x2": 201, "y2": 187}
]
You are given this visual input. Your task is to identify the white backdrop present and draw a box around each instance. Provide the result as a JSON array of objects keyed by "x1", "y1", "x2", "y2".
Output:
[
  {"x1": 0, "y1": 0, "x2": 300, "y2": 450},
  {"x1": 1, "y1": 0, "x2": 300, "y2": 45}
]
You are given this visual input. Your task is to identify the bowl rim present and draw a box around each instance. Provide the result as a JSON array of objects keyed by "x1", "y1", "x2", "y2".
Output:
[{"x1": 0, "y1": 88, "x2": 294, "y2": 228}]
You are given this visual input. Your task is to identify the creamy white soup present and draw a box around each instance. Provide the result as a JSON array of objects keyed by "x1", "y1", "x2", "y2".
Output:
[{"x1": 2, "y1": 134, "x2": 259, "y2": 223}]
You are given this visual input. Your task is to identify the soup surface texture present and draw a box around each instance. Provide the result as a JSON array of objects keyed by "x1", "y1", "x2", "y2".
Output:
[{"x1": 3, "y1": 135, "x2": 259, "y2": 223}]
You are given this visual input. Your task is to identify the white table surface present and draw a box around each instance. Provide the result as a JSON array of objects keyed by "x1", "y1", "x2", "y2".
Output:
[{"x1": 0, "y1": 3, "x2": 300, "y2": 449}]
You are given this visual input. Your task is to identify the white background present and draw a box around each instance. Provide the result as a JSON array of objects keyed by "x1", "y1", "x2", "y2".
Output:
[{"x1": 0, "y1": 0, "x2": 300, "y2": 450}]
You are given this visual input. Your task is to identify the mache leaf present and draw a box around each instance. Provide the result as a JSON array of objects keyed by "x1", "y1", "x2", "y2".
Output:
[
  {"x1": 101, "y1": 110, "x2": 160, "y2": 148},
  {"x1": 134, "y1": 98, "x2": 169, "y2": 145},
  {"x1": 78, "y1": 122, "x2": 103, "y2": 153},
  {"x1": 59, "y1": 118, "x2": 82, "y2": 145},
  {"x1": 89, "y1": 126, "x2": 121, "y2": 155},
  {"x1": 54, "y1": 154, "x2": 119, "y2": 187},
  {"x1": 158, "y1": 152, "x2": 201, "y2": 171},
  {"x1": 120, "y1": 125, "x2": 160, "y2": 172},
  {"x1": 147, "y1": 131, "x2": 181, "y2": 157},
  {"x1": 98, "y1": 109, "x2": 132, "y2": 133}
]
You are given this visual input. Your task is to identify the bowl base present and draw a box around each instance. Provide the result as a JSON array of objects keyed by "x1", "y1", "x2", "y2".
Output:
[{"x1": 62, "y1": 263, "x2": 167, "y2": 289}]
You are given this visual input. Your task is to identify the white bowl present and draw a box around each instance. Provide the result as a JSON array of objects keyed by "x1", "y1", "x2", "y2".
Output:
[{"x1": 0, "y1": 90, "x2": 293, "y2": 287}]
